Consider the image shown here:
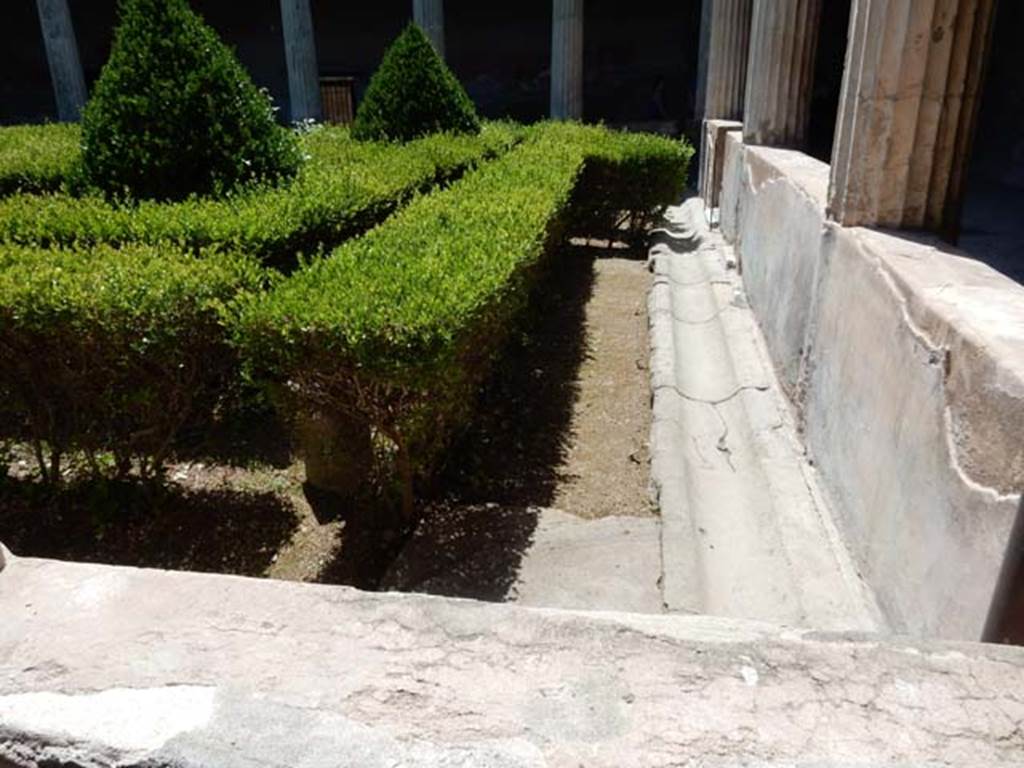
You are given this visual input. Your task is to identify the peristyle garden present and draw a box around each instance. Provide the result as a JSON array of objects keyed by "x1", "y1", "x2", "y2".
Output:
[{"x1": 0, "y1": 0, "x2": 692, "y2": 580}]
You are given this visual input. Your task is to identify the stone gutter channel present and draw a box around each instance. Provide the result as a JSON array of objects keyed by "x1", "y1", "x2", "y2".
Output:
[{"x1": 648, "y1": 199, "x2": 884, "y2": 631}]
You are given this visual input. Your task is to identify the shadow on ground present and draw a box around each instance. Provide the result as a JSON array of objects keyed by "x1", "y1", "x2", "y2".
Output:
[
  {"x1": 303, "y1": 482, "x2": 411, "y2": 590},
  {"x1": 0, "y1": 239, "x2": 635, "y2": 597},
  {"x1": 173, "y1": 395, "x2": 294, "y2": 470},
  {"x1": 378, "y1": 502, "x2": 541, "y2": 601},
  {"x1": 341, "y1": 243, "x2": 605, "y2": 599},
  {"x1": 0, "y1": 476, "x2": 297, "y2": 576},
  {"x1": 433, "y1": 243, "x2": 598, "y2": 508}
]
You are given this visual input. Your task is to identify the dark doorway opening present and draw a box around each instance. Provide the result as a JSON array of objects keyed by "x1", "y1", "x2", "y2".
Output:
[
  {"x1": 958, "y1": 0, "x2": 1024, "y2": 285},
  {"x1": 446, "y1": 0, "x2": 550, "y2": 123},
  {"x1": 805, "y1": 0, "x2": 851, "y2": 163},
  {"x1": 582, "y1": 0, "x2": 701, "y2": 133}
]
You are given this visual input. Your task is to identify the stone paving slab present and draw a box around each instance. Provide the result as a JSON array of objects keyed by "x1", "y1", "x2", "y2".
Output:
[
  {"x1": 508, "y1": 509, "x2": 663, "y2": 612},
  {"x1": 382, "y1": 506, "x2": 664, "y2": 614},
  {"x1": 2, "y1": 549, "x2": 1024, "y2": 767}
]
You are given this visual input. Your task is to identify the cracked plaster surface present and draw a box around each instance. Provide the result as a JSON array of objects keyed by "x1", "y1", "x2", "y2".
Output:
[
  {"x1": 715, "y1": 137, "x2": 1024, "y2": 640},
  {"x1": 1, "y1": 554, "x2": 1024, "y2": 767}
]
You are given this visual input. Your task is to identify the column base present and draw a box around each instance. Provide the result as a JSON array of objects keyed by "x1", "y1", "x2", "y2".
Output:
[{"x1": 700, "y1": 119, "x2": 744, "y2": 223}]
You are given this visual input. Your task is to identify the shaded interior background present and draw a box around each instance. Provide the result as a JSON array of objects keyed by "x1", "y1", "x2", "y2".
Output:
[
  {"x1": 4, "y1": 0, "x2": 1023, "y2": 275},
  {"x1": 3, "y1": 0, "x2": 701, "y2": 130}
]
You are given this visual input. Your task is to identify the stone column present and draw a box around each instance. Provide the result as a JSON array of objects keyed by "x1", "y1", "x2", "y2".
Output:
[
  {"x1": 35, "y1": 0, "x2": 87, "y2": 122},
  {"x1": 828, "y1": 0, "x2": 997, "y2": 232},
  {"x1": 697, "y1": 0, "x2": 754, "y2": 218},
  {"x1": 280, "y1": 0, "x2": 322, "y2": 122},
  {"x1": 695, "y1": 0, "x2": 714, "y2": 122},
  {"x1": 699, "y1": 0, "x2": 754, "y2": 122},
  {"x1": 742, "y1": 0, "x2": 822, "y2": 147},
  {"x1": 550, "y1": 0, "x2": 584, "y2": 120},
  {"x1": 413, "y1": 0, "x2": 445, "y2": 58}
]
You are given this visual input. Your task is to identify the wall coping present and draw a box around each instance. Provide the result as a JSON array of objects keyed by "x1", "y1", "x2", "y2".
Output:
[
  {"x1": 852, "y1": 226, "x2": 1024, "y2": 497},
  {"x1": 856, "y1": 226, "x2": 1024, "y2": 387},
  {"x1": 718, "y1": 129, "x2": 1024, "y2": 638},
  {"x1": 729, "y1": 133, "x2": 1024, "y2": 498},
  {"x1": 737, "y1": 140, "x2": 830, "y2": 211},
  {"x1": 2, "y1": 552, "x2": 1024, "y2": 766}
]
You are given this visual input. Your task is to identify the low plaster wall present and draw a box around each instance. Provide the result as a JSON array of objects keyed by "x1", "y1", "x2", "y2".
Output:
[
  {"x1": 2, "y1": 551, "x2": 1024, "y2": 767},
  {"x1": 718, "y1": 137, "x2": 1024, "y2": 641}
]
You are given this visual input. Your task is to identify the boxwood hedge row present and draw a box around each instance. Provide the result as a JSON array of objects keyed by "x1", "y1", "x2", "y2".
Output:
[
  {"x1": 0, "y1": 122, "x2": 520, "y2": 270},
  {"x1": 0, "y1": 243, "x2": 264, "y2": 483},
  {"x1": 352, "y1": 23, "x2": 481, "y2": 143},
  {"x1": 0, "y1": 121, "x2": 689, "y2": 494},
  {"x1": 0, "y1": 123, "x2": 80, "y2": 196},
  {"x1": 79, "y1": 0, "x2": 301, "y2": 202},
  {"x1": 234, "y1": 122, "x2": 690, "y2": 514},
  {"x1": 567, "y1": 123, "x2": 694, "y2": 240}
]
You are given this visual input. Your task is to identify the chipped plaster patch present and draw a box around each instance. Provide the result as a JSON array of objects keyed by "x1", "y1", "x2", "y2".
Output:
[
  {"x1": 740, "y1": 665, "x2": 759, "y2": 687},
  {"x1": 70, "y1": 570, "x2": 130, "y2": 609},
  {"x1": 0, "y1": 686, "x2": 216, "y2": 752}
]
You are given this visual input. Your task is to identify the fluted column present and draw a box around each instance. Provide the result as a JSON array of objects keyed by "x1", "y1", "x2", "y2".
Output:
[
  {"x1": 550, "y1": 0, "x2": 584, "y2": 120},
  {"x1": 743, "y1": 0, "x2": 822, "y2": 147},
  {"x1": 697, "y1": 0, "x2": 753, "y2": 218},
  {"x1": 36, "y1": 0, "x2": 87, "y2": 122},
  {"x1": 413, "y1": 0, "x2": 445, "y2": 58},
  {"x1": 280, "y1": 0, "x2": 322, "y2": 122},
  {"x1": 828, "y1": 0, "x2": 997, "y2": 233},
  {"x1": 699, "y1": 0, "x2": 754, "y2": 121}
]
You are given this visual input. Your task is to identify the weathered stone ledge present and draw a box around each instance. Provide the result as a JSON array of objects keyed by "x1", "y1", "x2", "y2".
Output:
[
  {"x1": 1, "y1": 551, "x2": 1023, "y2": 767},
  {"x1": 717, "y1": 133, "x2": 1024, "y2": 640}
]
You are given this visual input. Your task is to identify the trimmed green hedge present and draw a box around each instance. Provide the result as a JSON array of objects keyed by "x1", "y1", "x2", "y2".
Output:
[
  {"x1": 78, "y1": 0, "x2": 300, "y2": 201},
  {"x1": 234, "y1": 122, "x2": 690, "y2": 512},
  {"x1": 352, "y1": 23, "x2": 481, "y2": 143},
  {"x1": 0, "y1": 123, "x2": 80, "y2": 196},
  {"x1": 0, "y1": 120, "x2": 688, "y2": 493},
  {"x1": 0, "y1": 244, "x2": 264, "y2": 482},
  {"x1": 569, "y1": 123, "x2": 694, "y2": 238},
  {"x1": 0, "y1": 122, "x2": 520, "y2": 269}
]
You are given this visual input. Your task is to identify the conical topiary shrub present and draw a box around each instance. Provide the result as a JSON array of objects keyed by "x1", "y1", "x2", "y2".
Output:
[
  {"x1": 351, "y1": 23, "x2": 481, "y2": 143},
  {"x1": 78, "y1": 0, "x2": 301, "y2": 201}
]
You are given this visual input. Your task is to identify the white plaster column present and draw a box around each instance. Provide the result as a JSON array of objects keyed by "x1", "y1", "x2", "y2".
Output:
[
  {"x1": 550, "y1": 0, "x2": 584, "y2": 120},
  {"x1": 828, "y1": 0, "x2": 997, "y2": 232},
  {"x1": 35, "y1": 0, "x2": 87, "y2": 122},
  {"x1": 743, "y1": 0, "x2": 822, "y2": 147},
  {"x1": 413, "y1": 0, "x2": 445, "y2": 58},
  {"x1": 695, "y1": 0, "x2": 714, "y2": 122},
  {"x1": 699, "y1": 0, "x2": 754, "y2": 121},
  {"x1": 280, "y1": 0, "x2": 322, "y2": 122},
  {"x1": 697, "y1": 0, "x2": 753, "y2": 220}
]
